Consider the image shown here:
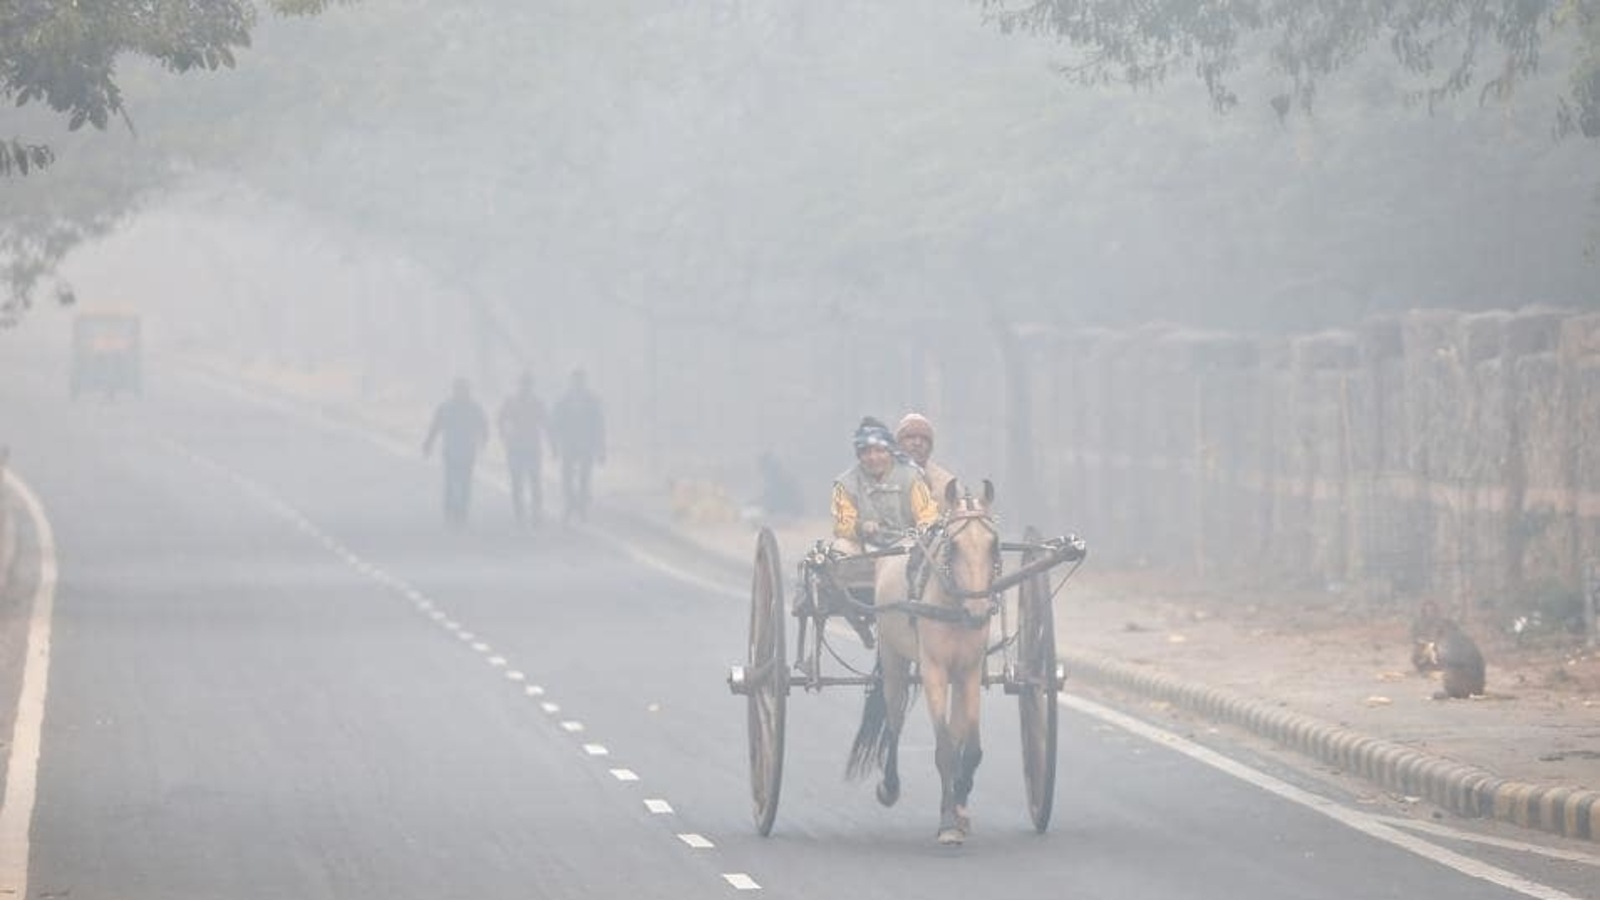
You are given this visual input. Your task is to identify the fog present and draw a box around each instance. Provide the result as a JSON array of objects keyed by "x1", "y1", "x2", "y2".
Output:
[
  {"x1": 8, "y1": 0, "x2": 1599, "y2": 520},
  {"x1": 6, "y1": 5, "x2": 1600, "y2": 889}
]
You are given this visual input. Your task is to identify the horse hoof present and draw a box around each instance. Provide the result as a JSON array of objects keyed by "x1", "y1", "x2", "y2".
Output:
[
  {"x1": 876, "y1": 781, "x2": 900, "y2": 807},
  {"x1": 937, "y1": 828, "x2": 965, "y2": 846}
]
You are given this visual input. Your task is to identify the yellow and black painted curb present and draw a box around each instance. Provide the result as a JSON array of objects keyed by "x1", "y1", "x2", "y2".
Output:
[{"x1": 1063, "y1": 650, "x2": 1600, "y2": 844}]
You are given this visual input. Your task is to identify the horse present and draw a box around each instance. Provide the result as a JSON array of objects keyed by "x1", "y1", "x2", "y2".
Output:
[{"x1": 846, "y1": 478, "x2": 1002, "y2": 845}]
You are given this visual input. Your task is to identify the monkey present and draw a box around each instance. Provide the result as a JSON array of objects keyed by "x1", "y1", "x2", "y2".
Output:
[{"x1": 1410, "y1": 600, "x2": 1486, "y2": 700}]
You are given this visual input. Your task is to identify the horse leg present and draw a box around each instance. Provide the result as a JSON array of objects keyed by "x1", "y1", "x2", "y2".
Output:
[
  {"x1": 948, "y1": 665, "x2": 984, "y2": 837},
  {"x1": 920, "y1": 662, "x2": 966, "y2": 844},
  {"x1": 876, "y1": 646, "x2": 911, "y2": 807},
  {"x1": 870, "y1": 561, "x2": 917, "y2": 808}
]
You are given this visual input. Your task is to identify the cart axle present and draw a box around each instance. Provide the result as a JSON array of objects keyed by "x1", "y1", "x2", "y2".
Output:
[{"x1": 729, "y1": 663, "x2": 1066, "y2": 695}]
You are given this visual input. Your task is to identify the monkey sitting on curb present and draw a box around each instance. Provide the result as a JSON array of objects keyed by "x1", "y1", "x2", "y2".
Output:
[{"x1": 1410, "y1": 599, "x2": 1487, "y2": 700}]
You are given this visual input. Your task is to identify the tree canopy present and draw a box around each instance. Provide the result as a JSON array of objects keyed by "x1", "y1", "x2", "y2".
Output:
[
  {"x1": 0, "y1": 0, "x2": 347, "y2": 323},
  {"x1": 0, "y1": 0, "x2": 342, "y2": 177},
  {"x1": 5, "y1": 0, "x2": 1598, "y2": 339},
  {"x1": 982, "y1": 0, "x2": 1600, "y2": 134}
]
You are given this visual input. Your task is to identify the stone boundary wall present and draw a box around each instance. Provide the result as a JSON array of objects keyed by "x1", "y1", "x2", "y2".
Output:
[{"x1": 1005, "y1": 308, "x2": 1600, "y2": 613}]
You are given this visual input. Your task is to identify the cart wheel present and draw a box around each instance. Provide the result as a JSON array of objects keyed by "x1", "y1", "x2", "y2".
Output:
[
  {"x1": 1017, "y1": 526, "x2": 1059, "y2": 833},
  {"x1": 746, "y1": 527, "x2": 788, "y2": 836}
]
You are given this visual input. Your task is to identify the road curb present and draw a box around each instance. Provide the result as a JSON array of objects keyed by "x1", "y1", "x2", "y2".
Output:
[
  {"x1": 578, "y1": 495, "x2": 1600, "y2": 845},
  {"x1": 1061, "y1": 650, "x2": 1600, "y2": 844}
]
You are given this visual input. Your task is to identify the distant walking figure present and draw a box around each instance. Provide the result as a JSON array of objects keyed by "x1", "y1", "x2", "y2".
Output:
[
  {"x1": 423, "y1": 377, "x2": 489, "y2": 525},
  {"x1": 550, "y1": 368, "x2": 606, "y2": 524},
  {"x1": 498, "y1": 371, "x2": 548, "y2": 528}
]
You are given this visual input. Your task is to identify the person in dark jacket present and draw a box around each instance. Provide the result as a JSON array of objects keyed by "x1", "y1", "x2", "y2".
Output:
[
  {"x1": 549, "y1": 368, "x2": 606, "y2": 524},
  {"x1": 423, "y1": 377, "x2": 489, "y2": 525}
]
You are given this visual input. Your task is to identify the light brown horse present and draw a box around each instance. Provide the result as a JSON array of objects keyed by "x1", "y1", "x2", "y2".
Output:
[{"x1": 847, "y1": 478, "x2": 1001, "y2": 845}]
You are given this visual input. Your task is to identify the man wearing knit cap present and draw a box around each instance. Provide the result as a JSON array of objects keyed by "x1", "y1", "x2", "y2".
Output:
[
  {"x1": 895, "y1": 412, "x2": 956, "y2": 510},
  {"x1": 832, "y1": 417, "x2": 938, "y2": 550},
  {"x1": 829, "y1": 416, "x2": 938, "y2": 647}
]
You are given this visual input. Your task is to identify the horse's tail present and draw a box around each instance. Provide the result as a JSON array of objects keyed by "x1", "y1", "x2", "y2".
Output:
[{"x1": 846, "y1": 661, "x2": 892, "y2": 781}]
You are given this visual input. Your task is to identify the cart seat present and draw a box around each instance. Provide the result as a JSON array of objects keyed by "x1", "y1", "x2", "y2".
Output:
[{"x1": 818, "y1": 554, "x2": 876, "y2": 616}]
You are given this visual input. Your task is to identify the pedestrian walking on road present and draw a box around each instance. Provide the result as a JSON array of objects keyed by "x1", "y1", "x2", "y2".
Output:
[
  {"x1": 549, "y1": 367, "x2": 605, "y2": 525},
  {"x1": 423, "y1": 377, "x2": 489, "y2": 526},
  {"x1": 498, "y1": 371, "x2": 548, "y2": 529}
]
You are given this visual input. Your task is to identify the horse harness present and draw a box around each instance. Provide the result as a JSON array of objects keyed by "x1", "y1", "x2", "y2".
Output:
[{"x1": 905, "y1": 504, "x2": 1004, "y2": 627}]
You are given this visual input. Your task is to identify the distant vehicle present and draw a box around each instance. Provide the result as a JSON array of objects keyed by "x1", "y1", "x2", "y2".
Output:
[{"x1": 70, "y1": 311, "x2": 142, "y2": 399}]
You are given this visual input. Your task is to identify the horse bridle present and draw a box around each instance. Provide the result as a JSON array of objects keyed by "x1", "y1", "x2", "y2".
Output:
[{"x1": 913, "y1": 503, "x2": 1004, "y2": 626}]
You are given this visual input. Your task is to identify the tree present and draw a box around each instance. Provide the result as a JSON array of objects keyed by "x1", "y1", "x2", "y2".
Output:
[
  {"x1": 981, "y1": 0, "x2": 1599, "y2": 131},
  {"x1": 0, "y1": 0, "x2": 344, "y2": 177},
  {"x1": 1, "y1": 0, "x2": 346, "y2": 323}
]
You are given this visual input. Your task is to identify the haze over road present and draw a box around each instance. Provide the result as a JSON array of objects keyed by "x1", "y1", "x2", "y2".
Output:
[{"x1": 0, "y1": 344, "x2": 1589, "y2": 899}]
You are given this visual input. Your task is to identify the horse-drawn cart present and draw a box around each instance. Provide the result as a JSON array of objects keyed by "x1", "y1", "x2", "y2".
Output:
[{"x1": 727, "y1": 492, "x2": 1086, "y2": 842}]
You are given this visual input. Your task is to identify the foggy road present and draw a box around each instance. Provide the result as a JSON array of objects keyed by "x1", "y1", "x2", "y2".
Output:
[{"x1": 0, "y1": 352, "x2": 1583, "y2": 900}]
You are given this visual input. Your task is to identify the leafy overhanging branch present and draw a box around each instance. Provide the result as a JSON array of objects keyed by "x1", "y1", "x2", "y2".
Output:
[
  {"x1": 980, "y1": 0, "x2": 1587, "y2": 122},
  {"x1": 0, "y1": 0, "x2": 352, "y2": 177},
  {"x1": 0, "y1": 139, "x2": 53, "y2": 176}
]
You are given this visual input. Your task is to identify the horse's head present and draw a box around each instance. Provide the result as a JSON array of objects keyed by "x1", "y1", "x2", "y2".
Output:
[{"x1": 927, "y1": 478, "x2": 1001, "y2": 622}]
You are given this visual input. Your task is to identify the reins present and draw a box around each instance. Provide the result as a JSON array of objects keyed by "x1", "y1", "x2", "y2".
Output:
[{"x1": 813, "y1": 509, "x2": 1086, "y2": 630}]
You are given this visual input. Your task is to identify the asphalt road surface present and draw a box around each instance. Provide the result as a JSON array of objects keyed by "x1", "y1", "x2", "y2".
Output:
[{"x1": 0, "y1": 349, "x2": 1593, "y2": 900}]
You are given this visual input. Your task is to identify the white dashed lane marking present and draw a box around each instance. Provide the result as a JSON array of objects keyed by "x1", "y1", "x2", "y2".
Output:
[{"x1": 157, "y1": 428, "x2": 747, "y2": 896}]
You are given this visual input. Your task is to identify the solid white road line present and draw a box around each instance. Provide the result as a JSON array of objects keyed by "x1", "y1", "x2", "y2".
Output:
[
  {"x1": 1059, "y1": 693, "x2": 1586, "y2": 900},
  {"x1": 1370, "y1": 815, "x2": 1600, "y2": 867},
  {"x1": 0, "y1": 469, "x2": 59, "y2": 900}
]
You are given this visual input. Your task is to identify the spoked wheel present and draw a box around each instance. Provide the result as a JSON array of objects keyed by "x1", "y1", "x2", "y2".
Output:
[
  {"x1": 745, "y1": 527, "x2": 788, "y2": 836},
  {"x1": 1017, "y1": 526, "x2": 1060, "y2": 833}
]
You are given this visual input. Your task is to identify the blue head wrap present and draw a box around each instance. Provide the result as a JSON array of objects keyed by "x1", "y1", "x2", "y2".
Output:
[{"x1": 853, "y1": 417, "x2": 897, "y2": 454}]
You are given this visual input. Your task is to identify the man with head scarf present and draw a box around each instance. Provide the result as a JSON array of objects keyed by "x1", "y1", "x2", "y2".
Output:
[
  {"x1": 831, "y1": 416, "x2": 938, "y2": 551},
  {"x1": 828, "y1": 416, "x2": 938, "y2": 647},
  {"x1": 895, "y1": 412, "x2": 957, "y2": 511}
]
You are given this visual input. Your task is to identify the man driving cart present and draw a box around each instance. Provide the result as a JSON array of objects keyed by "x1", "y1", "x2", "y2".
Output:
[{"x1": 827, "y1": 417, "x2": 939, "y2": 645}]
